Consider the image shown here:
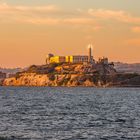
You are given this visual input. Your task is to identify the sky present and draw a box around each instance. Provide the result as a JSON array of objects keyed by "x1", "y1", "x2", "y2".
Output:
[{"x1": 0, "y1": 0, "x2": 140, "y2": 68}]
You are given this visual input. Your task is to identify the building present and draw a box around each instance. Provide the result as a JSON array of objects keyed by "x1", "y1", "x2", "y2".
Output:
[
  {"x1": 0, "y1": 72, "x2": 6, "y2": 79},
  {"x1": 49, "y1": 56, "x2": 66, "y2": 63},
  {"x1": 98, "y1": 57, "x2": 109, "y2": 64},
  {"x1": 46, "y1": 53, "x2": 54, "y2": 64},
  {"x1": 8, "y1": 73, "x2": 16, "y2": 78},
  {"x1": 47, "y1": 55, "x2": 92, "y2": 64},
  {"x1": 46, "y1": 44, "x2": 94, "y2": 64},
  {"x1": 66, "y1": 56, "x2": 90, "y2": 63}
]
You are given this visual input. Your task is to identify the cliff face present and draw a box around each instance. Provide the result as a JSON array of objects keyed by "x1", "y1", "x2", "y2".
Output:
[
  {"x1": 2, "y1": 63, "x2": 140, "y2": 87},
  {"x1": 3, "y1": 73, "x2": 140, "y2": 87},
  {"x1": 0, "y1": 72, "x2": 6, "y2": 86},
  {"x1": 3, "y1": 73, "x2": 97, "y2": 87}
]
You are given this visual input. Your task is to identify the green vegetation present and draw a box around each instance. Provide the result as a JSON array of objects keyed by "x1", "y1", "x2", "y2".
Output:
[
  {"x1": 15, "y1": 72, "x2": 22, "y2": 80},
  {"x1": 48, "y1": 73, "x2": 55, "y2": 81},
  {"x1": 26, "y1": 64, "x2": 58, "y2": 74},
  {"x1": 27, "y1": 65, "x2": 38, "y2": 73}
]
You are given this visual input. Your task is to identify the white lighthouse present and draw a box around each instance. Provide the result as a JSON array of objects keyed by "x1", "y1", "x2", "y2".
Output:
[{"x1": 88, "y1": 44, "x2": 93, "y2": 63}]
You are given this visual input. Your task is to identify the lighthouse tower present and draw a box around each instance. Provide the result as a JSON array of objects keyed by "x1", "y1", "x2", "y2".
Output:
[{"x1": 88, "y1": 44, "x2": 93, "y2": 63}]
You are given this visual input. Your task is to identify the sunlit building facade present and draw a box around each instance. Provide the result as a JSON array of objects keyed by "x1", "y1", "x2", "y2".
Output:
[
  {"x1": 46, "y1": 44, "x2": 94, "y2": 64},
  {"x1": 48, "y1": 55, "x2": 93, "y2": 64}
]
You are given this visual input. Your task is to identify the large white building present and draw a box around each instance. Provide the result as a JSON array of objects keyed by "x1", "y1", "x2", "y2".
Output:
[{"x1": 46, "y1": 44, "x2": 94, "y2": 64}]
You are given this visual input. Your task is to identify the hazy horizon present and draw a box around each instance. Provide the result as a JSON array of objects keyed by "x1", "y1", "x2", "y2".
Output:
[{"x1": 0, "y1": 0, "x2": 140, "y2": 67}]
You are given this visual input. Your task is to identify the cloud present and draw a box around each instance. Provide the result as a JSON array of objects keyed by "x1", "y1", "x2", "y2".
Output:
[
  {"x1": 0, "y1": 3, "x2": 100, "y2": 26},
  {"x1": 0, "y1": 3, "x2": 62, "y2": 24},
  {"x1": 1, "y1": 3, "x2": 140, "y2": 27},
  {"x1": 24, "y1": 18, "x2": 61, "y2": 25},
  {"x1": 0, "y1": 3, "x2": 59, "y2": 12},
  {"x1": 16, "y1": 5, "x2": 58, "y2": 12},
  {"x1": 88, "y1": 9, "x2": 126, "y2": 19},
  {"x1": 88, "y1": 9, "x2": 140, "y2": 24},
  {"x1": 63, "y1": 18, "x2": 96, "y2": 25},
  {"x1": 23, "y1": 17, "x2": 98, "y2": 26}
]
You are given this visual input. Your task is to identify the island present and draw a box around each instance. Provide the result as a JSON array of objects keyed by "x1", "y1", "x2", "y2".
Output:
[{"x1": 1, "y1": 45, "x2": 140, "y2": 87}]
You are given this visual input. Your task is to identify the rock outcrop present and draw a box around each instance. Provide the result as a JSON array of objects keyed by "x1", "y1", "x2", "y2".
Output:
[
  {"x1": 2, "y1": 63, "x2": 140, "y2": 87},
  {"x1": 3, "y1": 73, "x2": 97, "y2": 87}
]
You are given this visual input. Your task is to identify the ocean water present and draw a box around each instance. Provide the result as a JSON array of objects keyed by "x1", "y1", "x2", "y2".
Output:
[{"x1": 0, "y1": 87, "x2": 140, "y2": 140}]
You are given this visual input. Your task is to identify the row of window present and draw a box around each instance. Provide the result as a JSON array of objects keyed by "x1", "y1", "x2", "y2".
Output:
[{"x1": 50, "y1": 56, "x2": 90, "y2": 63}]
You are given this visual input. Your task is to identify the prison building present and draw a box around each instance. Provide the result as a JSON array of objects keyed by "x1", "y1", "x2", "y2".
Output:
[
  {"x1": 48, "y1": 55, "x2": 93, "y2": 64},
  {"x1": 49, "y1": 56, "x2": 66, "y2": 63},
  {"x1": 46, "y1": 44, "x2": 94, "y2": 64}
]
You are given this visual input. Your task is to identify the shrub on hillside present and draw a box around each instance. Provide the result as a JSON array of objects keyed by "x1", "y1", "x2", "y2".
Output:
[{"x1": 48, "y1": 74, "x2": 55, "y2": 81}]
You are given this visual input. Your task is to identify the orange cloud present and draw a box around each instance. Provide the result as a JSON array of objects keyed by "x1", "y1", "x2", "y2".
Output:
[
  {"x1": 0, "y1": 3, "x2": 97, "y2": 26},
  {"x1": 63, "y1": 18, "x2": 96, "y2": 25},
  {"x1": 0, "y1": 3, "x2": 59, "y2": 12},
  {"x1": 88, "y1": 9, "x2": 140, "y2": 24},
  {"x1": 88, "y1": 9, "x2": 126, "y2": 19},
  {"x1": 1, "y1": 3, "x2": 140, "y2": 27},
  {"x1": 24, "y1": 18, "x2": 61, "y2": 25}
]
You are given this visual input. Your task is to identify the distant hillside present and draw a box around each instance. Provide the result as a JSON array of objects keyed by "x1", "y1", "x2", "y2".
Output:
[
  {"x1": 114, "y1": 62, "x2": 140, "y2": 74},
  {"x1": 0, "y1": 68, "x2": 23, "y2": 74}
]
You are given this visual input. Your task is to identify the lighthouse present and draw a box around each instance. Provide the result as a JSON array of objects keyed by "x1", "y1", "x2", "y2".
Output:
[{"x1": 88, "y1": 44, "x2": 93, "y2": 63}]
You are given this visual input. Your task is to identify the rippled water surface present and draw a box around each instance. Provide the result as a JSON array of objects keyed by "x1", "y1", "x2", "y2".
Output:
[{"x1": 0, "y1": 87, "x2": 140, "y2": 140}]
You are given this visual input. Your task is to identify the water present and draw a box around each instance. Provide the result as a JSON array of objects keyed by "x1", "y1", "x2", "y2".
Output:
[{"x1": 0, "y1": 87, "x2": 140, "y2": 140}]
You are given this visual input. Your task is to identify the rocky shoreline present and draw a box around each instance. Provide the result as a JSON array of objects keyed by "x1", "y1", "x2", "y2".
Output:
[
  {"x1": 2, "y1": 73, "x2": 140, "y2": 87},
  {"x1": 1, "y1": 63, "x2": 140, "y2": 87}
]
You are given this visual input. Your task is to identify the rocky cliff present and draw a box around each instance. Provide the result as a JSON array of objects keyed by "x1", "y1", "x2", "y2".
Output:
[
  {"x1": 3, "y1": 73, "x2": 140, "y2": 87},
  {"x1": 2, "y1": 63, "x2": 140, "y2": 87},
  {"x1": 3, "y1": 73, "x2": 97, "y2": 87}
]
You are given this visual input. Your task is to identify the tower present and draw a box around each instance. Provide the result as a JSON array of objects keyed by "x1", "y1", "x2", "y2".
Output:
[
  {"x1": 88, "y1": 44, "x2": 93, "y2": 63},
  {"x1": 46, "y1": 53, "x2": 54, "y2": 64}
]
